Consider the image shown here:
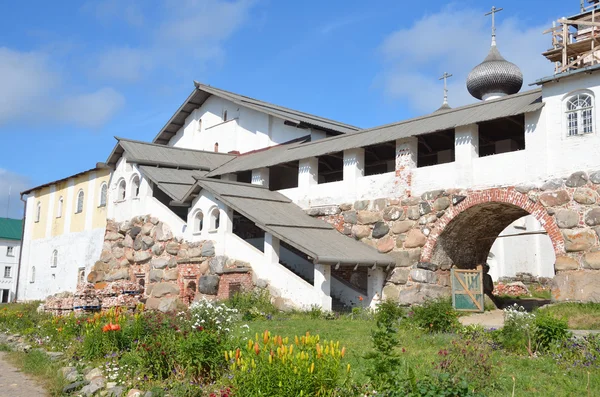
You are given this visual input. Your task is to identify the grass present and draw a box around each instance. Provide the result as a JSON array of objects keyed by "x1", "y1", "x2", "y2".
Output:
[
  {"x1": 539, "y1": 302, "x2": 600, "y2": 330},
  {"x1": 3, "y1": 349, "x2": 66, "y2": 397}
]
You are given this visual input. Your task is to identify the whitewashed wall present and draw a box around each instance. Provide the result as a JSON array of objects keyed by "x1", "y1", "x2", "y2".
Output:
[{"x1": 0, "y1": 239, "x2": 19, "y2": 301}]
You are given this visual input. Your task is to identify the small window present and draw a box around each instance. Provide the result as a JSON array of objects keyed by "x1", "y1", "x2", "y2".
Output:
[
  {"x1": 214, "y1": 142, "x2": 219, "y2": 153},
  {"x1": 567, "y1": 93, "x2": 594, "y2": 136},
  {"x1": 51, "y1": 250, "x2": 58, "y2": 268},
  {"x1": 3, "y1": 267, "x2": 11, "y2": 279},
  {"x1": 6, "y1": 247, "x2": 13, "y2": 257},
  {"x1": 76, "y1": 190, "x2": 84, "y2": 213},
  {"x1": 30, "y1": 266, "x2": 35, "y2": 283},
  {"x1": 99, "y1": 183, "x2": 107, "y2": 207},
  {"x1": 131, "y1": 175, "x2": 140, "y2": 198},
  {"x1": 35, "y1": 202, "x2": 41, "y2": 223},
  {"x1": 78, "y1": 268, "x2": 85, "y2": 284},
  {"x1": 194, "y1": 211, "x2": 204, "y2": 233},
  {"x1": 223, "y1": 110, "x2": 228, "y2": 122},
  {"x1": 197, "y1": 119, "x2": 202, "y2": 133},
  {"x1": 56, "y1": 197, "x2": 63, "y2": 218},
  {"x1": 118, "y1": 179, "x2": 127, "y2": 201},
  {"x1": 209, "y1": 207, "x2": 220, "y2": 232}
]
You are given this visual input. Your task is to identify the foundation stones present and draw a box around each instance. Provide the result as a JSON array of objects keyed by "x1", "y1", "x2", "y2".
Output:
[
  {"x1": 141, "y1": 236, "x2": 154, "y2": 250},
  {"x1": 164, "y1": 268, "x2": 179, "y2": 281},
  {"x1": 391, "y1": 220, "x2": 415, "y2": 234},
  {"x1": 419, "y1": 202, "x2": 431, "y2": 216},
  {"x1": 166, "y1": 242, "x2": 180, "y2": 255},
  {"x1": 339, "y1": 203, "x2": 352, "y2": 211},
  {"x1": 540, "y1": 190, "x2": 570, "y2": 207},
  {"x1": 343, "y1": 211, "x2": 357, "y2": 224},
  {"x1": 199, "y1": 275, "x2": 220, "y2": 295},
  {"x1": 133, "y1": 235, "x2": 143, "y2": 251},
  {"x1": 201, "y1": 241, "x2": 215, "y2": 257},
  {"x1": 209, "y1": 256, "x2": 227, "y2": 274},
  {"x1": 306, "y1": 206, "x2": 341, "y2": 216},
  {"x1": 407, "y1": 206, "x2": 420, "y2": 220},
  {"x1": 541, "y1": 178, "x2": 564, "y2": 191},
  {"x1": 566, "y1": 171, "x2": 589, "y2": 188},
  {"x1": 555, "y1": 210, "x2": 579, "y2": 229},
  {"x1": 404, "y1": 229, "x2": 427, "y2": 249},
  {"x1": 585, "y1": 208, "x2": 600, "y2": 226},
  {"x1": 152, "y1": 243, "x2": 164, "y2": 256},
  {"x1": 515, "y1": 184, "x2": 536, "y2": 194},
  {"x1": 574, "y1": 188, "x2": 598, "y2": 205},
  {"x1": 590, "y1": 171, "x2": 600, "y2": 184},
  {"x1": 553, "y1": 271, "x2": 600, "y2": 302},
  {"x1": 354, "y1": 200, "x2": 369, "y2": 211},
  {"x1": 583, "y1": 252, "x2": 600, "y2": 269},
  {"x1": 123, "y1": 234, "x2": 133, "y2": 248},
  {"x1": 421, "y1": 190, "x2": 444, "y2": 201},
  {"x1": 151, "y1": 283, "x2": 179, "y2": 298},
  {"x1": 555, "y1": 256, "x2": 580, "y2": 271},
  {"x1": 376, "y1": 236, "x2": 395, "y2": 253},
  {"x1": 451, "y1": 195, "x2": 466, "y2": 205},
  {"x1": 372, "y1": 222, "x2": 390, "y2": 239},
  {"x1": 387, "y1": 267, "x2": 410, "y2": 285},
  {"x1": 357, "y1": 211, "x2": 382, "y2": 225},
  {"x1": 133, "y1": 251, "x2": 152, "y2": 263},
  {"x1": 410, "y1": 268, "x2": 438, "y2": 284},
  {"x1": 562, "y1": 229, "x2": 597, "y2": 252},
  {"x1": 401, "y1": 197, "x2": 420, "y2": 206},
  {"x1": 352, "y1": 225, "x2": 371, "y2": 239},
  {"x1": 433, "y1": 197, "x2": 451, "y2": 211},
  {"x1": 383, "y1": 206, "x2": 404, "y2": 221},
  {"x1": 149, "y1": 269, "x2": 163, "y2": 282},
  {"x1": 154, "y1": 222, "x2": 173, "y2": 242},
  {"x1": 128, "y1": 226, "x2": 142, "y2": 239}
]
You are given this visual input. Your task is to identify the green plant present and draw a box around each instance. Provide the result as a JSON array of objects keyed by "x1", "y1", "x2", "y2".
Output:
[
  {"x1": 137, "y1": 330, "x2": 178, "y2": 380},
  {"x1": 534, "y1": 313, "x2": 569, "y2": 351},
  {"x1": 226, "y1": 289, "x2": 276, "y2": 320},
  {"x1": 308, "y1": 305, "x2": 323, "y2": 319},
  {"x1": 189, "y1": 298, "x2": 239, "y2": 336},
  {"x1": 403, "y1": 372, "x2": 486, "y2": 397},
  {"x1": 175, "y1": 328, "x2": 225, "y2": 382},
  {"x1": 499, "y1": 304, "x2": 535, "y2": 355},
  {"x1": 409, "y1": 298, "x2": 459, "y2": 333}
]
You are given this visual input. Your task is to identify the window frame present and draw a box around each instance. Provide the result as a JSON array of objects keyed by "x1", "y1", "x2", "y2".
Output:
[
  {"x1": 117, "y1": 179, "x2": 127, "y2": 202},
  {"x1": 131, "y1": 174, "x2": 141, "y2": 199},
  {"x1": 6, "y1": 246, "x2": 14, "y2": 257},
  {"x1": 30, "y1": 266, "x2": 35, "y2": 283},
  {"x1": 51, "y1": 250, "x2": 58, "y2": 268},
  {"x1": 4, "y1": 266, "x2": 11, "y2": 279},
  {"x1": 208, "y1": 207, "x2": 220, "y2": 233},
  {"x1": 193, "y1": 210, "x2": 204, "y2": 234},
  {"x1": 99, "y1": 183, "x2": 108, "y2": 207},
  {"x1": 565, "y1": 91, "x2": 595, "y2": 137},
  {"x1": 75, "y1": 190, "x2": 85, "y2": 214},
  {"x1": 56, "y1": 196, "x2": 63, "y2": 218},
  {"x1": 35, "y1": 202, "x2": 41, "y2": 223}
]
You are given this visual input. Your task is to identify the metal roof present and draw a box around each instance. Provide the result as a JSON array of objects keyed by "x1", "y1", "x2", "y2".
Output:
[
  {"x1": 188, "y1": 178, "x2": 395, "y2": 266},
  {"x1": 152, "y1": 82, "x2": 361, "y2": 145},
  {"x1": 532, "y1": 63, "x2": 600, "y2": 86},
  {"x1": 106, "y1": 137, "x2": 235, "y2": 171},
  {"x1": 0, "y1": 218, "x2": 23, "y2": 241},
  {"x1": 207, "y1": 89, "x2": 544, "y2": 176},
  {"x1": 21, "y1": 165, "x2": 109, "y2": 196},
  {"x1": 138, "y1": 166, "x2": 208, "y2": 202}
]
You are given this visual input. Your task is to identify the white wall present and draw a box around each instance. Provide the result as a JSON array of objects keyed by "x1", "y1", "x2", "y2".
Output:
[{"x1": 0, "y1": 239, "x2": 19, "y2": 301}]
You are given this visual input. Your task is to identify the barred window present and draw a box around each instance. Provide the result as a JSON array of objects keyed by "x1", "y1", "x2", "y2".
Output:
[{"x1": 567, "y1": 93, "x2": 594, "y2": 136}]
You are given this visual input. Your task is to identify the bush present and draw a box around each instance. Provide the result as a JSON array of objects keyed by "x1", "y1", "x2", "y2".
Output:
[
  {"x1": 552, "y1": 333, "x2": 600, "y2": 368},
  {"x1": 409, "y1": 298, "x2": 459, "y2": 333},
  {"x1": 226, "y1": 289, "x2": 276, "y2": 320},
  {"x1": 189, "y1": 298, "x2": 238, "y2": 336},
  {"x1": 175, "y1": 328, "x2": 226, "y2": 382},
  {"x1": 499, "y1": 304, "x2": 535, "y2": 354},
  {"x1": 534, "y1": 313, "x2": 569, "y2": 351}
]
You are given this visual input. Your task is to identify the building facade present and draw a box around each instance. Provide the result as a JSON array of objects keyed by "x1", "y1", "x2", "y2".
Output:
[{"x1": 0, "y1": 218, "x2": 22, "y2": 303}]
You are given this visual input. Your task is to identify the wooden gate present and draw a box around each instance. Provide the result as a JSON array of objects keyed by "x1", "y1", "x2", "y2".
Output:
[{"x1": 451, "y1": 266, "x2": 484, "y2": 312}]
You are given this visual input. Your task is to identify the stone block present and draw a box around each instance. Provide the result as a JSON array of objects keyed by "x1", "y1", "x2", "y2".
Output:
[
  {"x1": 574, "y1": 188, "x2": 598, "y2": 205},
  {"x1": 152, "y1": 243, "x2": 164, "y2": 256},
  {"x1": 372, "y1": 222, "x2": 390, "y2": 239},
  {"x1": 199, "y1": 275, "x2": 220, "y2": 295},
  {"x1": 401, "y1": 197, "x2": 420, "y2": 206},
  {"x1": 583, "y1": 252, "x2": 600, "y2": 270},
  {"x1": 391, "y1": 220, "x2": 415, "y2": 234},
  {"x1": 106, "y1": 268, "x2": 129, "y2": 282},
  {"x1": 154, "y1": 222, "x2": 173, "y2": 242},
  {"x1": 433, "y1": 197, "x2": 450, "y2": 211},
  {"x1": 407, "y1": 206, "x2": 420, "y2": 220},
  {"x1": 371, "y1": 198, "x2": 387, "y2": 211},
  {"x1": 125, "y1": 249, "x2": 134, "y2": 263},
  {"x1": 539, "y1": 190, "x2": 570, "y2": 207},
  {"x1": 421, "y1": 189, "x2": 445, "y2": 201},
  {"x1": 417, "y1": 262, "x2": 438, "y2": 271},
  {"x1": 141, "y1": 236, "x2": 155, "y2": 250},
  {"x1": 133, "y1": 251, "x2": 152, "y2": 263},
  {"x1": 352, "y1": 225, "x2": 370, "y2": 239},
  {"x1": 164, "y1": 268, "x2": 179, "y2": 281},
  {"x1": 452, "y1": 195, "x2": 466, "y2": 206},
  {"x1": 149, "y1": 269, "x2": 163, "y2": 283},
  {"x1": 133, "y1": 235, "x2": 143, "y2": 251},
  {"x1": 128, "y1": 226, "x2": 142, "y2": 239},
  {"x1": 515, "y1": 184, "x2": 536, "y2": 194},
  {"x1": 188, "y1": 247, "x2": 203, "y2": 258},
  {"x1": 404, "y1": 229, "x2": 427, "y2": 249},
  {"x1": 410, "y1": 268, "x2": 438, "y2": 284},
  {"x1": 343, "y1": 211, "x2": 357, "y2": 224},
  {"x1": 563, "y1": 229, "x2": 597, "y2": 252},
  {"x1": 383, "y1": 206, "x2": 404, "y2": 221},
  {"x1": 387, "y1": 267, "x2": 410, "y2": 284},
  {"x1": 376, "y1": 236, "x2": 395, "y2": 253},
  {"x1": 166, "y1": 242, "x2": 180, "y2": 255},
  {"x1": 419, "y1": 202, "x2": 432, "y2": 216},
  {"x1": 100, "y1": 249, "x2": 113, "y2": 263},
  {"x1": 553, "y1": 271, "x2": 600, "y2": 302},
  {"x1": 209, "y1": 256, "x2": 227, "y2": 274},
  {"x1": 112, "y1": 246, "x2": 124, "y2": 259},
  {"x1": 339, "y1": 203, "x2": 352, "y2": 211},
  {"x1": 585, "y1": 208, "x2": 600, "y2": 226},
  {"x1": 555, "y1": 256, "x2": 579, "y2": 271},
  {"x1": 357, "y1": 211, "x2": 382, "y2": 225},
  {"x1": 388, "y1": 249, "x2": 421, "y2": 267},
  {"x1": 555, "y1": 209, "x2": 579, "y2": 229},
  {"x1": 306, "y1": 206, "x2": 341, "y2": 216},
  {"x1": 123, "y1": 234, "x2": 133, "y2": 248},
  {"x1": 541, "y1": 178, "x2": 564, "y2": 191},
  {"x1": 566, "y1": 171, "x2": 589, "y2": 188},
  {"x1": 142, "y1": 223, "x2": 154, "y2": 235},
  {"x1": 354, "y1": 200, "x2": 369, "y2": 211},
  {"x1": 201, "y1": 241, "x2": 215, "y2": 257},
  {"x1": 146, "y1": 297, "x2": 179, "y2": 313},
  {"x1": 394, "y1": 284, "x2": 450, "y2": 305},
  {"x1": 151, "y1": 283, "x2": 179, "y2": 298},
  {"x1": 105, "y1": 232, "x2": 123, "y2": 242},
  {"x1": 168, "y1": 257, "x2": 178, "y2": 268},
  {"x1": 87, "y1": 271, "x2": 104, "y2": 283},
  {"x1": 590, "y1": 171, "x2": 600, "y2": 184}
]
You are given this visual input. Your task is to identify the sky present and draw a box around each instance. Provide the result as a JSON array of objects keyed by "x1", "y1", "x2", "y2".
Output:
[{"x1": 0, "y1": 0, "x2": 576, "y2": 218}]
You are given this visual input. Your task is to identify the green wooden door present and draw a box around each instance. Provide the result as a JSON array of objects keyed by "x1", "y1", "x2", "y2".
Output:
[{"x1": 451, "y1": 266, "x2": 484, "y2": 312}]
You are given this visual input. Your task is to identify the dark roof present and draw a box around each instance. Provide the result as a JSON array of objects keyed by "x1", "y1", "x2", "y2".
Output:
[
  {"x1": 0, "y1": 218, "x2": 23, "y2": 241},
  {"x1": 207, "y1": 89, "x2": 544, "y2": 176},
  {"x1": 184, "y1": 179, "x2": 395, "y2": 266},
  {"x1": 152, "y1": 82, "x2": 361, "y2": 145},
  {"x1": 21, "y1": 165, "x2": 109, "y2": 195},
  {"x1": 106, "y1": 137, "x2": 235, "y2": 171},
  {"x1": 138, "y1": 166, "x2": 207, "y2": 202}
]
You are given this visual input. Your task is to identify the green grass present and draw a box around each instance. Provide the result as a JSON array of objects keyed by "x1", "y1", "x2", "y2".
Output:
[{"x1": 539, "y1": 302, "x2": 600, "y2": 330}]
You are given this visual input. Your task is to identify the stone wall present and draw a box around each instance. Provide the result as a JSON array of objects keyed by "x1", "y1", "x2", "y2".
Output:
[{"x1": 309, "y1": 170, "x2": 600, "y2": 304}]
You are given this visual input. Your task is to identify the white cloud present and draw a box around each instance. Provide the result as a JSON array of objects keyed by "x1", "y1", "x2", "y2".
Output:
[
  {"x1": 378, "y1": 6, "x2": 552, "y2": 114},
  {"x1": 94, "y1": 47, "x2": 152, "y2": 82},
  {"x1": 0, "y1": 169, "x2": 31, "y2": 219},
  {"x1": 0, "y1": 47, "x2": 124, "y2": 129}
]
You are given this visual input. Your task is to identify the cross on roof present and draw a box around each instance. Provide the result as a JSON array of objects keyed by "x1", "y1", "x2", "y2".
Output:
[
  {"x1": 439, "y1": 72, "x2": 453, "y2": 106},
  {"x1": 485, "y1": 6, "x2": 503, "y2": 45}
]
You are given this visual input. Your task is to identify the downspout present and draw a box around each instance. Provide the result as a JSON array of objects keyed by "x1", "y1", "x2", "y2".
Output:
[{"x1": 14, "y1": 193, "x2": 27, "y2": 302}]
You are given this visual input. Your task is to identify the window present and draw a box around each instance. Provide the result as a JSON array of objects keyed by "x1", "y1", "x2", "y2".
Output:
[
  {"x1": 51, "y1": 250, "x2": 58, "y2": 268},
  {"x1": 56, "y1": 197, "x2": 63, "y2": 218},
  {"x1": 214, "y1": 142, "x2": 219, "y2": 153},
  {"x1": 118, "y1": 180, "x2": 126, "y2": 201},
  {"x1": 3, "y1": 267, "x2": 10, "y2": 278},
  {"x1": 194, "y1": 211, "x2": 204, "y2": 233},
  {"x1": 209, "y1": 207, "x2": 220, "y2": 232},
  {"x1": 30, "y1": 266, "x2": 35, "y2": 283},
  {"x1": 131, "y1": 175, "x2": 140, "y2": 198},
  {"x1": 197, "y1": 119, "x2": 202, "y2": 133},
  {"x1": 99, "y1": 183, "x2": 107, "y2": 207},
  {"x1": 567, "y1": 93, "x2": 594, "y2": 136},
  {"x1": 6, "y1": 247, "x2": 13, "y2": 257},
  {"x1": 78, "y1": 268, "x2": 85, "y2": 284},
  {"x1": 76, "y1": 190, "x2": 84, "y2": 213},
  {"x1": 223, "y1": 110, "x2": 228, "y2": 122},
  {"x1": 35, "y1": 202, "x2": 41, "y2": 223}
]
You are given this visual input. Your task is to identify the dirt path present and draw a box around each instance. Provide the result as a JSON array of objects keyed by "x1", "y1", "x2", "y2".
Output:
[
  {"x1": 0, "y1": 352, "x2": 47, "y2": 397},
  {"x1": 459, "y1": 310, "x2": 505, "y2": 329}
]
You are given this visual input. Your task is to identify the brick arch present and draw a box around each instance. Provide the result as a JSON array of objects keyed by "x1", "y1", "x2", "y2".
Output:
[{"x1": 421, "y1": 188, "x2": 565, "y2": 269}]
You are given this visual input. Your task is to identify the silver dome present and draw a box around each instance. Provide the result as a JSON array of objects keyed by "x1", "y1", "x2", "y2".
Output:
[{"x1": 466, "y1": 45, "x2": 523, "y2": 100}]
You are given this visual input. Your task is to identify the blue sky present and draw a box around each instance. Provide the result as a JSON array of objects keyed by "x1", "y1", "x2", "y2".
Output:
[{"x1": 0, "y1": 0, "x2": 573, "y2": 217}]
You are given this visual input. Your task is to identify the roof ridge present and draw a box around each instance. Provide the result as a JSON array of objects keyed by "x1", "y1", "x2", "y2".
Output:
[
  {"x1": 196, "y1": 177, "x2": 268, "y2": 189},
  {"x1": 115, "y1": 137, "x2": 236, "y2": 157}
]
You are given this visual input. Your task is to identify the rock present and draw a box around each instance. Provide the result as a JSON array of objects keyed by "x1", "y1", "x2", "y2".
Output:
[
  {"x1": 125, "y1": 249, "x2": 134, "y2": 263},
  {"x1": 539, "y1": 190, "x2": 570, "y2": 207},
  {"x1": 541, "y1": 178, "x2": 564, "y2": 191},
  {"x1": 357, "y1": 211, "x2": 382, "y2": 225},
  {"x1": 555, "y1": 256, "x2": 580, "y2": 271},
  {"x1": 151, "y1": 258, "x2": 169, "y2": 269},
  {"x1": 65, "y1": 370, "x2": 79, "y2": 382},
  {"x1": 402, "y1": 197, "x2": 421, "y2": 206},
  {"x1": 419, "y1": 202, "x2": 431, "y2": 216},
  {"x1": 339, "y1": 203, "x2": 352, "y2": 211},
  {"x1": 404, "y1": 229, "x2": 427, "y2": 249},
  {"x1": 46, "y1": 351, "x2": 64, "y2": 361},
  {"x1": 142, "y1": 223, "x2": 154, "y2": 235},
  {"x1": 515, "y1": 184, "x2": 536, "y2": 194},
  {"x1": 388, "y1": 249, "x2": 421, "y2": 267},
  {"x1": 410, "y1": 268, "x2": 438, "y2": 284},
  {"x1": 418, "y1": 217, "x2": 428, "y2": 225},
  {"x1": 343, "y1": 211, "x2": 357, "y2": 224},
  {"x1": 376, "y1": 236, "x2": 395, "y2": 253},
  {"x1": 85, "y1": 368, "x2": 103, "y2": 382},
  {"x1": 105, "y1": 232, "x2": 122, "y2": 241},
  {"x1": 351, "y1": 225, "x2": 371, "y2": 239},
  {"x1": 127, "y1": 389, "x2": 143, "y2": 397},
  {"x1": 151, "y1": 283, "x2": 180, "y2": 298},
  {"x1": 421, "y1": 190, "x2": 445, "y2": 201},
  {"x1": 166, "y1": 242, "x2": 180, "y2": 255},
  {"x1": 583, "y1": 252, "x2": 600, "y2": 269},
  {"x1": 407, "y1": 206, "x2": 420, "y2": 220},
  {"x1": 342, "y1": 225, "x2": 352, "y2": 235},
  {"x1": 574, "y1": 188, "x2": 598, "y2": 205},
  {"x1": 383, "y1": 206, "x2": 404, "y2": 221},
  {"x1": 59, "y1": 366, "x2": 77, "y2": 377},
  {"x1": 164, "y1": 268, "x2": 179, "y2": 281},
  {"x1": 128, "y1": 226, "x2": 142, "y2": 239},
  {"x1": 149, "y1": 269, "x2": 163, "y2": 283},
  {"x1": 201, "y1": 241, "x2": 215, "y2": 257},
  {"x1": 553, "y1": 271, "x2": 600, "y2": 302},
  {"x1": 141, "y1": 236, "x2": 155, "y2": 250},
  {"x1": 353, "y1": 200, "x2": 369, "y2": 211},
  {"x1": 563, "y1": 229, "x2": 597, "y2": 252},
  {"x1": 452, "y1": 195, "x2": 466, "y2": 206},
  {"x1": 387, "y1": 267, "x2": 410, "y2": 284},
  {"x1": 585, "y1": 208, "x2": 600, "y2": 226},
  {"x1": 555, "y1": 210, "x2": 580, "y2": 229},
  {"x1": 199, "y1": 275, "x2": 220, "y2": 295},
  {"x1": 123, "y1": 234, "x2": 134, "y2": 248},
  {"x1": 106, "y1": 268, "x2": 129, "y2": 282},
  {"x1": 391, "y1": 220, "x2": 415, "y2": 234},
  {"x1": 417, "y1": 262, "x2": 438, "y2": 271},
  {"x1": 595, "y1": 226, "x2": 600, "y2": 240},
  {"x1": 371, "y1": 198, "x2": 387, "y2": 211},
  {"x1": 107, "y1": 386, "x2": 126, "y2": 397},
  {"x1": 433, "y1": 197, "x2": 450, "y2": 211},
  {"x1": 112, "y1": 246, "x2": 125, "y2": 259},
  {"x1": 566, "y1": 171, "x2": 589, "y2": 188},
  {"x1": 81, "y1": 377, "x2": 106, "y2": 396},
  {"x1": 63, "y1": 381, "x2": 87, "y2": 394},
  {"x1": 154, "y1": 222, "x2": 173, "y2": 242},
  {"x1": 119, "y1": 220, "x2": 133, "y2": 234},
  {"x1": 100, "y1": 249, "x2": 114, "y2": 263},
  {"x1": 133, "y1": 235, "x2": 143, "y2": 251},
  {"x1": 209, "y1": 256, "x2": 227, "y2": 274},
  {"x1": 167, "y1": 257, "x2": 177, "y2": 268},
  {"x1": 87, "y1": 271, "x2": 104, "y2": 283},
  {"x1": 152, "y1": 243, "x2": 164, "y2": 256},
  {"x1": 372, "y1": 222, "x2": 390, "y2": 239},
  {"x1": 590, "y1": 171, "x2": 600, "y2": 184},
  {"x1": 306, "y1": 206, "x2": 341, "y2": 216},
  {"x1": 186, "y1": 247, "x2": 201, "y2": 258},
  {"x1": 395, "y1": 284, "x2": 450, "y2": 305}
]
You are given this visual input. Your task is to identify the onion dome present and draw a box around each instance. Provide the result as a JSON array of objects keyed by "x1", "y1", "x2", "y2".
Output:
[{"x1": 466, "y1": 44, "x2": 523, "y2": 101}]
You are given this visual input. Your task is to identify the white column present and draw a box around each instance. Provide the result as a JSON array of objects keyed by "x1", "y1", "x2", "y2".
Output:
[
  {"x1": 454, "y1": 124, "x2": 479, "y2": 188},
  {"x1": 63, "y1": 179, "x2": 75, "y2": 234},
  {"x1": 367, "y1": 267, "x2": 385, "y2": 308},
  {"x1": 264, "y1": 233, "x2": 280, "y2": 266},
  {"x1": 45, "y1": 185, "x2": 56, "y2": 238},
  {"x1": 395, "y1": 137, "x2": 418, "y2": 196},
  {"x1": 298, "y1": 157, "x2": 318, "y2": 189},
  {"x1": 343, "y1": 148, "x2": 364, "y2": 199},
  {"x1": 222, "y1": 206, "x2": 233, "y2": 234},
  {"x1": 84, "y1": 172, "x2": 96, "y2": 231},
  {"x1": 251, "y1": 168, "x2": 270, "y2": 187},
  {"x1": 314, "y1": 263, "x2": 332, "y2": 311}
]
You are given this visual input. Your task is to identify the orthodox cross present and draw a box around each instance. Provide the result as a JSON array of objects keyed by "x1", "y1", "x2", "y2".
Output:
[
  {"x1": 439, "y1": 72, "x2": 453, "y2": 106},
  {"x1": 485, "y1": 6, "x2": 503, "y2": 45}
]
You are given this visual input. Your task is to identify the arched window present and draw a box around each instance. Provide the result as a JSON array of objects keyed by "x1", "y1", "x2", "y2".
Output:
[
  {"x1": 51, "y1": 250, "x2": 58, "y2": 268},
  {"x1": 209, "y1": 207, "x2": 220, "y2": 231},
  {"x1": 194, "y1": 211, "x2": 204, "y2": 233},
  {"x1": 99, "y1": 183, "x2": 107, "y2": 207},
  {"x1": 567, "y1": 93, "x2": 594, "y2": 136},
  {"x1": 118, "y1": 180, "x2": 126, "y2": 201},
  {"x1": 30, "y1": 266, "x2": 35, "y2": 283},
  {"x1": 35, "y1": 202, "x2": 41, "y2": 223},
  {"x1": 197, "y1": 119, "x2": 202, "y2": 133},
  {"x1": 131, "y1": 175, "x2": 140, "y2": 198},
  {"x1": 76, "y1": 190, "x2": 84, "y2": 213},
  {"x1": 214, "y1": 142, "x2": 219, "y2": 153},
  {"x1": 56, "y1": 197, "x2": 63, "y2": 218},
  {"x1": 223, "y1": 110, "x2": 228, "y2": 122}
]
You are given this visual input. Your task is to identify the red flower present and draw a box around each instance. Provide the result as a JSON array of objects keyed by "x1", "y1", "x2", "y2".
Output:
[{"x1": 358, "y1": 296, "x2": 364, "y2": 301}]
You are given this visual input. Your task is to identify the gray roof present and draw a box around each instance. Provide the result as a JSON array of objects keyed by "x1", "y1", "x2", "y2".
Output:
[
  {"x1": 138, "y1": 166, "x2": 207, "y2": 201},
  {"x1": 207, "y1": 88, "x2": 544, "y2": 176},
  {"x1": 187, "y1": 179, "x2": 395, "y2": 266},
  {"x1": 106, "y1": 137, "x2": 235, "y2": 171},
  {"x1": 532, "y1": 63, "x2": 600, "y2": 86},
  {"x1": 152, "y1": 82, "x2": 361, "y2": 145}
]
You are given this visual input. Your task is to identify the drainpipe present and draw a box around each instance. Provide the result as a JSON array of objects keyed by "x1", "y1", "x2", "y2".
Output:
[{"x1": 13, "y1": 193, "x2": 27, "y2": 302}]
